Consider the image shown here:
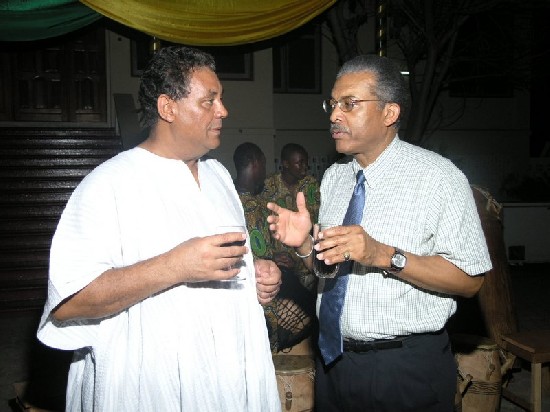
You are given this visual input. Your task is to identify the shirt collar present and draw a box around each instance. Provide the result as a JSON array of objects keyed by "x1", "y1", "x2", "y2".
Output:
[{"x1": 351, "y1": 135, "x2": 402, "y2": 189}]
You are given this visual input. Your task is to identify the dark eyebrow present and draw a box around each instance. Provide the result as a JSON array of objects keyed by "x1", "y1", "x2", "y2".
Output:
[
  {"x1": 206, "y1": 89, "x2": 224, "y2": 99},
  {"x1": 210, "y1": 85, "x2": 224, "y2": 94}
]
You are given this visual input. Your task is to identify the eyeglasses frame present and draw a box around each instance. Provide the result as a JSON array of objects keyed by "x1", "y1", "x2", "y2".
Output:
[{"x1": 322, "y1": 97, "x2": 382, "y2": 113}]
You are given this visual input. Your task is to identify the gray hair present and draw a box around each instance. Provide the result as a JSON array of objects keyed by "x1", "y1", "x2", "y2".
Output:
[{"x1": 337, "y1": 55, "x2": 409, "y2": 129}]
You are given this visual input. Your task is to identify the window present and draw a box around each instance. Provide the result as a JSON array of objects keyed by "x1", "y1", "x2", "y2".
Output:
[
  {"x1": 0, "y1": 26, "x2": 107, "y2": 122},
  {"x1": 131, "y1": 36, "x2": 253, "y2": 80},
  {"x1": 273, "y1": 23, "x2": 321, "y2": 94}
]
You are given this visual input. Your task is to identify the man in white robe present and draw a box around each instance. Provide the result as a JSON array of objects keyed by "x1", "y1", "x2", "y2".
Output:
[{"x1": 37, "y1": 46, "x2": 282, "y2": 412}]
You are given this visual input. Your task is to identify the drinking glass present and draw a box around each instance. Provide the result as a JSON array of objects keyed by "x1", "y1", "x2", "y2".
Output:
[
  {"x1": 313, "y1": 223, "x2": 340, "y2": 278},
  {"x1": 216, "y1": 224, "x2": 247, "y2": 280}
]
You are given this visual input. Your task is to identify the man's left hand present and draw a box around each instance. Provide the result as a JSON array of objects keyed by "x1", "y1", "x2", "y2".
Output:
[{"x1": 255, "y1": 259, "x2": 282, "y2": 305}]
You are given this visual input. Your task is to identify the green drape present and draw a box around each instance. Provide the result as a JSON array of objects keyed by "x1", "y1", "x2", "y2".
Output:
[
  {"x1": 0, "y1": 0, "x2": 102, "y2": 41},
  {"x1": 0, "y1": 0, "x2": 337, "y2": 44},
  {"x1": 80, "y1": 0, "x2": 337, "y2": 46}
]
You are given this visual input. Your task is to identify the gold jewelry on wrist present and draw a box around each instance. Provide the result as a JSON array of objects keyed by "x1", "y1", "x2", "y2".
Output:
[{"x1": 295, "y1": 235, "x2": 314, "y2": 258}]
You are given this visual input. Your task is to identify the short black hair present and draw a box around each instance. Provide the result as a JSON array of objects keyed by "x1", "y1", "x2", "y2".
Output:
[
  {"x1": 233, "y1": 142, "x2": 265, "y2": 172},
  {"x1": 138, "y1": 46, "x2": 216, "y2": 128},
  {"x1": 281, "y1": 143, "x2": 308, "y2": 162}
]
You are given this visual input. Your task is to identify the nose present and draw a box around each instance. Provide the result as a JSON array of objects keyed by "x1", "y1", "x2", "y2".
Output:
[
  {"x1": 329, "y1": 106, "x2": 342, "y2": 123},
  {"x1": 329, "y1": 104, "x2": 344, "y2": 123},
  {"x1": 217, "y1": 101, "x2": 228, "y2": 119}
]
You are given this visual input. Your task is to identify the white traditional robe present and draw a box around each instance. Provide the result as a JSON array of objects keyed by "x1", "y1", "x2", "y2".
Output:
[{"x1": 37, "y1": 148, "x2": 280, "y2": 412}]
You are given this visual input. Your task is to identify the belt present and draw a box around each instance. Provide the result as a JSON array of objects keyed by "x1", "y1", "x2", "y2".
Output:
[
  {"x1": 343, "y1": 337, "x2": 407, "y2": 352},
  {"x1": 343, "y1": 330, "x2": 445, "y2": 353}
]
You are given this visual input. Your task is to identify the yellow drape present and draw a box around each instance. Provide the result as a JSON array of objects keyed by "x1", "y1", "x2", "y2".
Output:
[{"x1": 80, "y1": 0, "x2": 337, "y2": 46}]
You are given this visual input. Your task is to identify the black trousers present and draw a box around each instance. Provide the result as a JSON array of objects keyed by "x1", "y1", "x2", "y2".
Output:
[{"x1": 314, "y1": 330, "x2": 456, "y2": 412}]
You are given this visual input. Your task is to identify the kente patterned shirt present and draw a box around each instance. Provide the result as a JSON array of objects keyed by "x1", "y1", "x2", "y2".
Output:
[
  {"x1": 263, "y1": 173, "x2": 320, "y2": 291},
  {"x1": 238, "y1": 190, "x2": 276, "y2": 260},
  {"x1": 237, "y1": 184, "x2": 317, "y2": 353}
]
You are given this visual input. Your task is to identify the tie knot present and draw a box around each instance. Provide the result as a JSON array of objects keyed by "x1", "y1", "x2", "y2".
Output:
[{"x1": 355, "y1": 170, "x2": 365, "y2": 186}]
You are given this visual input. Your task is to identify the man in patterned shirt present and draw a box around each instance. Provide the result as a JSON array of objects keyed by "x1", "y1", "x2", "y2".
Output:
[
  {"x1": 267, "y1": 55, "x2": 492, "y2": 411},
  {"x1": 233, "y1": 142, "x2": 272, "y2": 259},
  {"x1": 234, "y1": 142, "x2": 316, "y2": 353},
  {"x1": 264, "y1": 143, "x2": 321, "y2": 291}
]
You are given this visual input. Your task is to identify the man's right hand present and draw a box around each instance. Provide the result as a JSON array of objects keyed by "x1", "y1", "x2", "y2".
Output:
[
  {"x1": 166, "y1": 232, "x2": 247, "y2": 282},
  {"x1": 266, "y1": 191, "x2": 312, "y2": 248},
  {"x1": 53, "y1": 232, "x2": 247, "y2": 322}
]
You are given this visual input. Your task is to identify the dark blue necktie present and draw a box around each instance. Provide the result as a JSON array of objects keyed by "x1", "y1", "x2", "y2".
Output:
[{"x1": 318, "y1": 170, "x2": 366, "y2": 364}]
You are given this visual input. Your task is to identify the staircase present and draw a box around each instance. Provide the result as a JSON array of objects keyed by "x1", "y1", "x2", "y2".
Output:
[{"x1": 0, "y1": 128, "x2": 122, "y2": 312}]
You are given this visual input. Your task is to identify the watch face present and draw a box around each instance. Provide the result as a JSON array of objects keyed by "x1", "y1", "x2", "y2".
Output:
[
  {"x1": 392, "y1": 254, "x2": 406, "y2": 268},
  {"x1": 391, "y1": 250, "x2": 407, "y2": 271}
]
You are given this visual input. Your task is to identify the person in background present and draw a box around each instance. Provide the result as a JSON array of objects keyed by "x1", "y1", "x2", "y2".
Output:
[
  {"x1": 37, "y1": 46, "x2": 281, "y2": 412},
  {"x1": 263, "y1": 143, "x2": 320, "y2": 291},
  {"x1": 233, "y1": 142, "x2": 270, "y2": 259},
  {"x1": 267, "y1": 54, "x2": 492, "y2": 411},
  {"x1": 234, "y1": 142, "x2": 316, "y2": 353}
]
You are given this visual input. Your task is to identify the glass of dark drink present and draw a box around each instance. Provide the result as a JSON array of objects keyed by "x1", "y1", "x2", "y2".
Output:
[
  {"x1": 313, "y1": 223, "x2": 340, "y2": 278},
  {"x1": 216, "y1": 224, "x2": 247, "y2": 280}
]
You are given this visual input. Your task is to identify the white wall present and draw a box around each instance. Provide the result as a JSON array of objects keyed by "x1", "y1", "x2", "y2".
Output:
[
  {"x1": 422, "y1": 129, "x2": 530, "y2": 200},
  {"x1": 272, "y1": 23, "x2": 341, "y2": 179},
  {"x1": 210, "y1": 49, "x2": 276, "y2": 176},
  {"x1": 107, "y1": 32, "x2": 141, "y2": 124},
  {"x1": 502, "y1": 203, "x2": 550, "y2": 263},
  {"x1": 106, "y1": 24, "x2": 532, "y2": 195}
]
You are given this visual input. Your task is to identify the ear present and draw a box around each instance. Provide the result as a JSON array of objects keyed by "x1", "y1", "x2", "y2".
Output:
[
  {"x1": 157, "y1": 94, "x2": 176, "y2": 123},
  {"x1": 383, "y1": 102, "x2": 401, "y2": 127}
]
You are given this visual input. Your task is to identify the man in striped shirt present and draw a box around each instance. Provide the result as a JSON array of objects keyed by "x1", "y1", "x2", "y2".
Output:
[{"x1": 267, "y1": 54, "x2": 492, "y2": 412}]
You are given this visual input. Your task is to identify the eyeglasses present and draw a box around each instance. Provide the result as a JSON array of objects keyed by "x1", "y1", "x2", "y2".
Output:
[{"x1": 322, "y1": 97, "x2": 381, "y2": 113}]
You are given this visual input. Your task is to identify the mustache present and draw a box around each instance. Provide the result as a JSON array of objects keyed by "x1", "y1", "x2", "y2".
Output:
[{"x1": 330, "y1": 124, "x2": 350, "y2": 134}]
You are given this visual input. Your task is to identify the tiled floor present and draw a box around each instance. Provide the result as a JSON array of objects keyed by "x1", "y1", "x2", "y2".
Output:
[{"x1": 1, "y1": 264, "x2": 548, "y2": 411}]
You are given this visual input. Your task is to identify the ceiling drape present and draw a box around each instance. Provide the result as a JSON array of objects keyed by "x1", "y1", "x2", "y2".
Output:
[
  {"x1": 0, "y1": 0, "x2": 337, "y2": 44},
  {"x1": 79, "y1": 0, "x2": 337, "y2": 45},
  {"x1": 0, "y1": 0, "x2": 102, "y2": 41}
]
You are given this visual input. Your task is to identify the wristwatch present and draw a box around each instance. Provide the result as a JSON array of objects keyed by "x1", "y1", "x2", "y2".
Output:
[{"x1": 389, "y1": 248, "x2": 407, "y2": 274}]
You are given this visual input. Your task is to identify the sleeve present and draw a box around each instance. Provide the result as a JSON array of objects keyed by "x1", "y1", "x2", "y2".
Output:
[
  {"x1": 428, "y1": 166, "x2": 493, "y2": 276},
  {"x1": 37, "y1": 165, "x2": 123, "y2": 350}
]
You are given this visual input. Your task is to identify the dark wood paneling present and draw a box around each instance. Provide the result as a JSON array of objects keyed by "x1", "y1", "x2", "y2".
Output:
[
  {"x1": 6, "y1": 28, "x2": 107, "y2": 123},
  {"x1": 0, "y1": 127, "x2": 121, "y2": 311}
]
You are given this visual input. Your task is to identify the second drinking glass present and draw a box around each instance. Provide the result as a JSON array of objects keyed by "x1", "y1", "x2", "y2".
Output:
[{"x1": 313, "y1": 222, "x2": 340, "y2": 278}]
